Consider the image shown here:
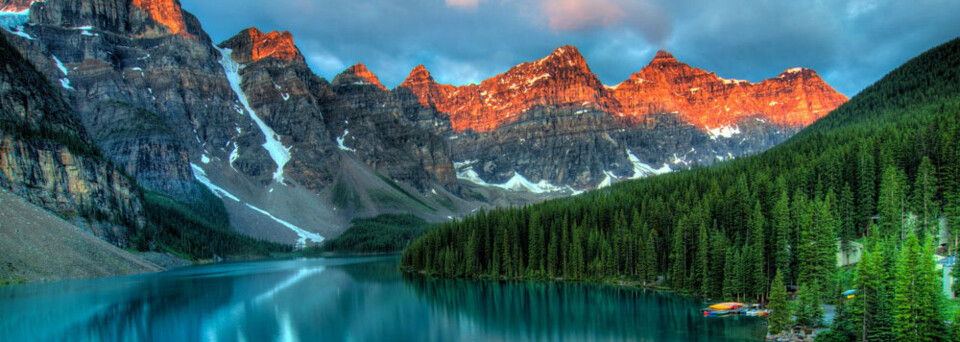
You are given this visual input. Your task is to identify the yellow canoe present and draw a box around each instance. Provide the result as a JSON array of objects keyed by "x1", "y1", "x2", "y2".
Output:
[{"x1": 709, "y1": 302, "x2": 743, "y2": 310}]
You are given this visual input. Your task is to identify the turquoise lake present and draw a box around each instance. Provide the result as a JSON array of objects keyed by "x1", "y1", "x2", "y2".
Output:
[{"x1": 0, "y1": 256, "x2": 766, "y2": 341}]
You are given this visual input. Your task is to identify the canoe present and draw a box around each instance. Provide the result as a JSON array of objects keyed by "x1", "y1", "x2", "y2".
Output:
[{"x1": 709, "y1": 302, "x2": 743, "y2": 310}]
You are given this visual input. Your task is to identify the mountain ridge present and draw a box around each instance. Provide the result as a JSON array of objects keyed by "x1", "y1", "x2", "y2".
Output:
[{"x1": 397, "y1": 46, "x2": 847, "y2": 133}]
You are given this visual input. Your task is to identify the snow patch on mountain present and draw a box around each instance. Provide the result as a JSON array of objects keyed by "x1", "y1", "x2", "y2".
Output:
[
  {"x1": 49, "y1": 55, "x2": 74, "y2": 90},
  {"x1": 597, "y1": 171, "x2": 616, "y2": 189},
  {"x1": 228, "y1": 142, "x2": 239, "y2": 171},
  {"x1": 337, "y1": 129, "x2": 355, "y2": 152},
  {"x1": 456, "y1": 167, "x2": 569, "y2": 194},
  {"x1": 191, "y1": 163, "x2": 241, "y2": 202},
  {"x1": 244, "y1": 204, "x2": 324, "y2": 247},
  {"x1": 706, "y1": 125, "x2": 741, "y2": 140},
  {"x1": 0, "y1": 6, "x2": 38, "y2": 39},
  {"x1": 193, "y1": 163, "x2": 323, "y2": 246},
  {"x1": 216, "y1": 46, "x2": 292, "y2": 184},
  {"x1": 626, "y1": 149, "x2": 673, "y2": 179}
]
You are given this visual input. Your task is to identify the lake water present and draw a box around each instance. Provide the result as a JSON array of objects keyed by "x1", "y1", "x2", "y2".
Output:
[{"x1": 0, "y1": 256, "x2": 766, "y2": 341}]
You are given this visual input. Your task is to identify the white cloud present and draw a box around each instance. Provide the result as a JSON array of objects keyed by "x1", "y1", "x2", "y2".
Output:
[
  {"x1": 446, "y1": 0, "x2": 484, "y2": 10},
  {"x1": 305, "y1": 50, "x2": 346, "y2": 77}
]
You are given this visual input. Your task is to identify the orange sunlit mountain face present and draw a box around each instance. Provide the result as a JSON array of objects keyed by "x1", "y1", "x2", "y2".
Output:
[
  {"x1": 131, "y1": 0, "x2": 191, "y2": 37},
  {"x1": 400, "y1": 47, "x2": 847, "y2": 133}
]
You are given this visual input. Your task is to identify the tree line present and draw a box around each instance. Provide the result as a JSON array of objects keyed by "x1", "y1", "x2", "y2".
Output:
[{"x1": 402, "y1": 38, "x2": 960, "y2": 339}]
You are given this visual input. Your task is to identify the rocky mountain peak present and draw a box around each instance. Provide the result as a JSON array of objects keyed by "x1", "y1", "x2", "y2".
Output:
[
  {"x1": 528, "y1": 45, "x2": 591, "y2": 75},
  {"x1": 339, "y1": 63, "x2": 387, "y2": 90},
  {"x1": 642, "y1": 49, "x2": 699, "y2": 75},
  {"x1": 402, "y1": 64, "x2": 435, "y2": 85},
  {"x1": 399, "y1": 64, "x2": 456, "y2": 110},
  {"x1": 220, "y1": 27, "x2": 304, "y2": 64},
  {"x1": 0, "y1": 0, "x2": 38, "y2": 12},
  {"x1": 653, "y1": 49, "x2": 676, "y2": 61},
  {"x1": 609, "y1": 51, "x2": 848, "y2": 128},
  {"x1": 131, "y1": 0, "x2": 190, "y2": 37},
  {"x1": 776, "y1": 67, "x2": 813, "y2": 79}
]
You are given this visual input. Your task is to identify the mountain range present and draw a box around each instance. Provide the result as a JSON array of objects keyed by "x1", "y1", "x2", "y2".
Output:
[{"x1": 0, "y1": 0, "x2": 847, "y2": 247}]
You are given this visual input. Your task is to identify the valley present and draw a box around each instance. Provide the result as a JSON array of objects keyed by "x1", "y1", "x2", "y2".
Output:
[{"x1": 0, "y1": 0, "x2": 956, "y2": 341}]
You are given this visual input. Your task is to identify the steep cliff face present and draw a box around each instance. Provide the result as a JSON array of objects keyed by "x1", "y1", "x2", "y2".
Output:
[
  {"x1": 610, "y1": 50, "x2": 849, "y2": 129},
  {"x1": 0, "y1": 0, "x2": 850, "y2": 241},
  {"x1": 329, "y1": 62, "x2": 458, "y2": 193},
  {"x1": 0, "y1": 34, "x2": 145, "y2": 246},
  {"x1": 403, "y1": 47, "x2": 846, "y2": 134},
  {"x1": 0, "y1": 0, "x2": 35, "y2": 12},
  {"x1": 218, "y1": 27, "x2": 336, "y2": 192},
  {"x1": 129, "y1": 0, "x2": 189, "y2": 37},
  {"x1": 1, "y1": 0, "x2": 275, "y2": 199},
  {"x1": 402, "y1": 46, "x2": 617, "y2": 133},
  {"x1": 338, "y1": 63, "x2": 387, "y2": 91},
  {"x1": 401, "y1": 47, "x2": 848, "y2": 189},
  {"x1": 214, "y1": 28, "x2": 464, "y2": 236},
  {"x1": 219, "y1": 27, "x2": 458, "y2": 196}
]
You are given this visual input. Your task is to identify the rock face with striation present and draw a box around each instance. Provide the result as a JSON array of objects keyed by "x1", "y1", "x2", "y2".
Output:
[
  {"x1": 1, "y1": 0, "x2": 279, "y2": 200},
  {"x1": 0, "y1": 0, "x2": 32, "y2": 12},
  {"x1": 0, "y1": 0, "x2": 850, "y2": 244},
  {"x1": 215, "y1": 28, "x2": 462, "y2": 233},
  {"x1": 610, "y1": 50, "x2": 849, "y2": 128},
  {"x1": 400, "y1": 47, "x2": 848, "y2": 189},
  {"x1": 0, "y1": 34, "x2": 146, "y2": 246},
  {"x1": 329, "y1": 62, "x2": 457, "y2": 193},
  {"x1": 218, "y1": 27, "x2": 337, "y2": 191}
]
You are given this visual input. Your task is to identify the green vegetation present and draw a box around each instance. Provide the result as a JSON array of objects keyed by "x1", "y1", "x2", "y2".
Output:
[
  {"x1": 767, "y1": 270, "x2": 791, "y2": 334},
  {"x1": 374, "y1": 174, "x2": 436, "y2": 212},
  {"x1": 0, "y1": 35, "x2": 100, "y2": 158},
  {"x1": 304, "y1": 214, "x2": 429, "y2": 254},
  {"x1": 332, "y1": 181, "x2": 365, "y2": 210},
  {"x1": 0, "y1": 277, "x2": 26, "y2": 286},
  {"x1": 141, "y1": 185, "x2": 292, "y2": 260},
  {"x1": 0, "y1": 34, "x2": 292, "y2": 263},
  {"x1": 93, "y1": 101, "x2": 177, "y2": 141},
  {"x1": 402, "y1": 38, "x2": 960, "y2": 338}
]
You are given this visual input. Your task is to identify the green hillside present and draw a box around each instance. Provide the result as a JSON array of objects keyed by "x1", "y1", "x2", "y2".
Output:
[{"x1": 401, "y1": 38, "x2": 960, "y2": 338}]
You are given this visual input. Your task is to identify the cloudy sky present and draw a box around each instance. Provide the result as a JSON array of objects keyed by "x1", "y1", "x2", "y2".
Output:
[{"x1": 182, "y1": 0, "x2": 960, "y2": 97}]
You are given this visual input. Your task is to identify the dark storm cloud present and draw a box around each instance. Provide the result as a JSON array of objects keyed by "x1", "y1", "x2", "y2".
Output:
[{"x1": 181, "y1": 0, "x2": 960, "y2": 96}]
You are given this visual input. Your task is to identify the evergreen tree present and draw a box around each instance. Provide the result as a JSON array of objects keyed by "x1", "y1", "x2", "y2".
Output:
[
  {"x1": 772, "y1": 190, "x2": 792, "y2": 284},
  {"x1": 644, "y1": 228, "x2": 658, "y2": 283},
  {"x1": 748, "y1": 201, "x2": 767, "y2": 301},
  {"x1": 839, "y1": 183, "x2": 857, "y2": 254},
  {"x1": 723, "y1": 246, "x2": 737, "y2": 300},
  {"x1": 951, "y1": 309, "x2": 960, "y2": 342},
  {"x1": 767, "y1": 269, "x2": 791, "y2": 335},
  {"x1": 796, "y1": 281, "x2": 824, "y2": 329},
  {"x1": 858, "y1": 147, "x2": 877, "y2": 236},
  {"x1": 894, "y1": 234, "x2": 946, "y2": 341},
  {"x1": 528, "y1": 211, "x2": 544, "y2": 276},
  {"x1": 669, "y1": 218, "x2": 688, "y2": 290},
  {"x1": 911, "y1": 157, "x2": 940, "y2": 241},
  {"x1": 547, "y1": 223, "x2": 559, "y2": 278},
  {"x1": 696, "y1": 221, "x2": 711, "y2": 297},
  {"x1": 878, "y1": 166, "x2": 907, "y2": 239}
]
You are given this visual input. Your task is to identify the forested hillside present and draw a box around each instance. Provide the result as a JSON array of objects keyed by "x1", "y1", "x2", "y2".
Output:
[{"x1": 401, "y1": 38, "x2": 960, "y2": 337}]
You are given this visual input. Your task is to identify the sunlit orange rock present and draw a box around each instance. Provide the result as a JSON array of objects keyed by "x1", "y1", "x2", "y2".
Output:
[
  {"x1": 401, "y1": 47, "x2": 848, "y2": 133},
  {"x1": 399, "y1": 64, "x2": 458, "y2": 110},
  {"x1": 131, "y1": 0, "x2": 190, "y2": 37},
  {"x1": 401, "y1": 46, "x2": 617, "y2": 132},
  {"x1": 0, "y1": 0, "x2": 38, "y2": 12},
  {"x1": 220, "y1": 27, "x2": 304, "y2": 64},
  {"x1": 610, "y1": 50, "x2": 849, "y2": 128},
  {"x1": 345, "y1": 63, "x2": 387, "y2": 91}
]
